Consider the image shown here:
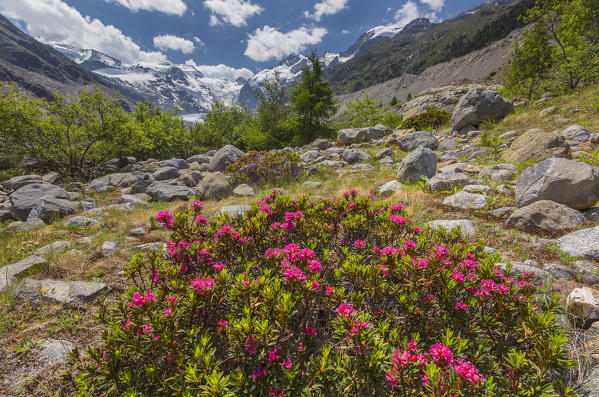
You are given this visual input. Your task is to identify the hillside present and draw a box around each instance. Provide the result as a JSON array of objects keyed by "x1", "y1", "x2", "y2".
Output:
[{"x1": 327, "y1": 0, "x2": 534, "y2": 93}]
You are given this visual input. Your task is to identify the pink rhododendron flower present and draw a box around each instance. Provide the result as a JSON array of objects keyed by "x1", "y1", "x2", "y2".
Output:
[
  {"x1": 218, "y1": 320, "x2": 228, "y2": 330},
  {"x1": 298, "y1": 342, "x2": 304, "y2": 352},
  {"x1": 284, "y1": 267, "x2": 306, "y2": 281},
  {"x1": 305, "y1": 325, "x2": 317, "y2": 336},
  {"x1": 267, "y1": 348, "x2": 281, "y2": 362},
  {"x1": 325, "y1": 286, "x2": 334, "y2": 296},
  {"x1": 408, "y1": 339, "x2": 418, "y2": 351},
  {"x1": 454, "y1": 358, "x2": 485, "y2": 385},
  {"x1": 155, "y1": 211, "x2": 175, "y2": 229},
  {"x1": 311, "y1": 281, "x2": 321, "y2": 291},
  {"x1": 353, "y1": 240, "x2": 365, "y2": 248},
  {"x1": 163, "y1": 307, "x2": 173, "y2": 316},
  {"x1": 194, "y1": 215, "x2": 207, "y2": 224},
  {"x1": 336, "y1": 303, "x2": 356, "y2": 318},
  {"x1": 308, "y1": 260, "x2": 322, "y2": 273},
  {"x1": 390, "y1": 203, "x2": 405, "y2": 211},
  {"x1": 190, "y1": 200, "x2": 204, "y2": 211},
  {"x1": 245, "y1": 337, "x2": 257, "y2": 355},
  {"x1": 350, "y1": 321, "x2": 370, "y2": 336},
  {"x1": 455, "y1": 302, "x2": 468, "y2": 311},
  {"x1": 212, "y1": 262, "x2": 226, "y2": 272},
  {"x1": 281, "y1": 357, "x2": 292, "y2": 369},
  {"x1": 251, "y1": 365, "x2": 268, "y2": 380},
  {"x1": 390, "y1": 214, "x2": 406, "y2": 225},
  {"x1": 429, "y1": 343, "x2": 454, "y2": 364},
  {"x1": 191, "y1": 278, "x2": 214, "y2": 294},
  {"x1": 142, "y1": 322, "x2": 153, "y2": 333}
]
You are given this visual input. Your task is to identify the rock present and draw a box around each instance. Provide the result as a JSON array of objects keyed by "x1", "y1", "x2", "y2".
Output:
[
  {"x1": 506, "y1": 200, "x2": 585, "y2": 230},
  {"x1": 451, "y1": 88, "x2": 514, "y2": 130},
  {"x1": 159, "y1": 158, "x2": 189, "y2": 170},
  {"x1": 428, "y1": 219, "x2": 476, "y2": 237},
  {"x1": 500, "y1": 131, "x2": 518, "y2": 140},
  {"x1": 300, "y1": 149, "x2": 321, "y2": 163},
  {"x1": 134, "y1": 242, "x2": 166, "y2": 252},
  {"x1": 118, "y1": 194, "x2": 149, "y2": 207},
  {"x1": 558, "y1": 226, "x2": 599, "y2": 260},
  {"x1": 567, "y1": 287, "x2": 599, "y2": 320},
  {"x1": 303, "y1": 181, "x2": 323, "y2": 189},
  {"x1": 337, "y1": 128, "x2": 385, "y2": 145},
  {"x1": 427, "y1": 172, "x2": 473, "y2": 192},
  {"x1": 342, "y1": 149, "x2": 371, "y2": 164},
  {"x1": 147, "y1": 183, "x2": 191, "y2": 202},
  {"x1": 37, "y1": 338, "x2": 75, "y2": 362},
  {"x1": 439, "y1": 162, "x2": 469, "y2": 174},
  {"x1": 490, "y1": 206, "x2": 516, "y2": 217},
  {"x1": 88, "y1": 173, "x2": 146, "y2": 190},
  {"x1": 196, "y1": 172, "x2": 232, "y2": 201},
  {"x1": 131, "y1": 179, "x2": 154, "y2": 194},
  {"x1": 439, "y1": 137, "x2": 459, "y2": 151},
  {"x1": 42, "y1": 172, "x2": 64, "y2": 186},
  {"x1": 26, "y1": 196, "x2": 76, "y2": 223},
  {"x1": 101, "y1": 241, "x2": 118, "y2": 257},
  {"x1": 9, "y1": 183, "x2": 70, "y2": 221},
  {"x1": 13, "y1": 278, "x2": 110, "y2": 305},
  {"x1": 220, "y1": 205, "x2": 252, "y2": 217},
  {"x1": 0, "y1": 210, "x2": 15, "y2": 222},
  {"x1": 1, "y1": 174, "x2": 43, "y2": 193},
  {"x1": 187, "y1": 154, "x2": 212, "y2": 164},
  {"x1": 65, "y1": 216, "x2": 100, "y2": 227},
  {"x1": 585, "y1": 208, "x2": 599, "y2": 221},
  {"x1": 542, "y1": 263, "x2": 573, "y2": 280},
  {"x1": 0, "y1": 255, "x2": 47, "y2": 292},
  {"x1": 398, "y1": 131, "x2": 438, "y2": 151},
  {"x1": 478, "y1": 164, "x2": 518, "y2": 182},
  {"x1": 462, "y1": 185, "x2": 491, "y2": 194},
  {"x1": 500, "y1": 264, "x2": 554, "y2": 283},
  {"x1": 378, "y1": 180, "x2": 405, "y2": 196},
  {"x1": 130, "y1": 227, "x2": 146, "y2": 235},
  {"x1": 208, "y1": 145, "x2": 244, "y2": 172},
  {"x1": 562, "y1": 125, "x2": 590, "y2": 142},
  {"x1": 233, "y1": 184, "x2": 255, "y2": 197},
  {"x1": 396, "y1": 146, "x2": 437, "y2": 183},
  {"x1": 443, "y1": 191, "x2": 487, "y2": 209},
  {"x1": 20, "y1": 218, "x2": 46, "y2": 231},
  {"x1": 35, "y1": 241, "x2": 72, "y2": 257},
  {"x1": 515, "y1": 158, "x2": 599, "y2": 210},
  {"x1": 152, "y1": 166, "x2": 180, "y2": 181},
  {"x1": 501, "y1": 129, "x2": 570, "y2": 163},
  {"x1": 578, "y1": 366, "x2": 599, "y2": 396},
  {"x1": 539, "y1": 106, "x2": 559, "y2": 116},
  {"x1": 378, "y1": 156, "x2": 394, "y2": 165},
  {"x1": 312, "y1": 138, "x2": 333, "y2": 150},
  {"x1": 375, "y1": 148, "x2": 393, "y2": 159}
]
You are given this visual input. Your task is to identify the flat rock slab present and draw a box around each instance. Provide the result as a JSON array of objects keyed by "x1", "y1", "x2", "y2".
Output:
[
  {"x1": 0, "y1": 255, "x2": 47, "y2": 292},
  {"x1": 558, "y1": 226, "x2": 599, "y2": 260},
  {"x1": 220, "y1": 205, "x2": 252, "y2": 217},
  {"x1": 507, "y1": 200, "x2": 585, "y2": 231},
  {"x1": 13, "y1": 279, "x2": 110, "y2": 305},
  {"x1": 35, "y1": 241, "x2": 72, "y2": 257},
  {"x1": 427, "y1": 220, "x2": 476, "y2": 237},
  {"x1": 37, "y1": 338, "x2": 76, "y2": 361},
  {"x1": 443, "y1": 191, "x2": 487, "y2": 209}
]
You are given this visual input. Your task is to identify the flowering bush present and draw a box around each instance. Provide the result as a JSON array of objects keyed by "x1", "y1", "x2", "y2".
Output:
[
  {"x1": 68, "y1": 192, "x2": 574, "y2": 396},
  {"x1": 227, "y1": 150, "x2": 301, "y2": 187}
]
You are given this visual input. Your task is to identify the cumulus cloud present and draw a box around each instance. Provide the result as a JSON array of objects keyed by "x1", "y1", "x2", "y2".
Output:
[
  {"x1": 244, "y1": 25, "x2": 327, "y2": 62},
  {"x1": 0, "y1": 0, "x2": 166, "y2": 63},
  {"x1": 204, "y1": 0, "x2": 262, "y2": 27},
  {"x1": 392, "y1": 0, "x2": 438, "y2": 29},
  {"x1": 105, "y1": 0, "x2": 187, "y2": 16},
  {"x1": 304, "y1": 0, "x2": 349, "y2": 21},
  {"x1": 185, "y1": 60, "x2": 254, "y2": 81},
  {"x1": 420, "y1": 0, "x2": 444, "y2": 12},
  {"x1": 153, "y1": 34, "x2": 195, "y2": 53}
]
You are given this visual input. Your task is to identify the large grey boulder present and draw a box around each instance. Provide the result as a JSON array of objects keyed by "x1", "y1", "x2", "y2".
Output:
[
  {"x1": 147, "y1": 183, "x2": 191, "y2": 202},
  {"x1": 233, "y1": 184, "x2": 255, "y2": 197},
  {"x1": 427, "y1": 172, "x2": 473, "y2": 192},
  {"x1": 159, "y1": 158, "x2": 189, "y2": 170},
  {"x1": 396, "y1": 146, "x2": 437, "y2": 183},
  {"x1": 562, "y1": 125, "x2": 590, "y2": 142},
  {"x1": 88, "y1": 172, "x2": 145, "y2": 190},
  {"x1": 196, "y1": 172, "x2": 232, "y2": 201},
  {"x1": 506, "y1": 200, "x2": 585, "y2": 230},
  {"x1": 9, "y1": 183, "x2": 70, "y2": 221},
  {"x1": 337, "y1": 128, "x2": 385, "y2": 145},
  {"x1": 515, "y1": 158, "x2": 599, "y2": 210},
  {"x1": 118, "y1": 194, "x2": 149, "y2": 207},
  {"x1": 478, "y1": 163, "x2": 518, "y2": 182},
  {"x1": 342, "y1": 149, "x2": 371, "y2": 164},
  {"x1": 152, "y1": 167, "x2": 180, "y2": 181},
  {"x1": 451, "y1": 88, "x2": 513, "y2": 130},
  {"x1": 13, "y1": 278, "x2": 110, "y2": 305},
  {"x1": 398, "y1": 131, "x2": 438, "y2": 152},
  {"x1": 187, "y1": 154, "x2": 212, "y2": 164},
  {"x1": 558, "y1": 226, "x2": 599, "y2": 260},
  {"x1": 208, "y1": 145, "x2": 244, "y2": 172},
  {"x1": 501, "y1": 129, "x2": 570, "y2": 163},
  {"x1": 27, "y1": 196, "x2": 76, "y2": 222},
  {"x1": 0, "y1": 174, "x2": 42, "y2": 193},
  {"x1": 443, "y1": 191, "x2": 487, "y2": 210},
  {"x1": 0, "y1": 255, "x2": 47, "y2": 292}
]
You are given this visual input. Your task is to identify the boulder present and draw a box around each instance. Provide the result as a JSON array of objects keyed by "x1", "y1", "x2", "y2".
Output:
[
  {"x1": 101, "y1": 241, "x2": 118, "y2": 257},
  {"x1": 118, "y1": 194, "x2": 149, "y2": 207},
  {"x1": 396, "y1": 146, "x2": 437, "y2": 183},
  {"x1": 478, "y1": 163, "x2": 518, "y2": 182},
  {"x1": 443, "y1": 191, "x2": 487, "y2": 210},
  {"x1": 88, "y1": 173, "x2": 146, "y2": 190},
  {"x1": 501, "y1": 129, "x2": 570, "y2": 163},
  {"x1": 515, "y1": 158, "x2": 599, "y2": 210},
  {"x1": 65, "y1": 216, "x2": 99, "y2": 227},
  {"x1": 220, "y1": 205, "x2": 252, "y2": 217},
  {"x1": 342, "y1": 149, "x2": 371, "y2": 164},
  {"x1": 451, "y1": 88, "x2": 514, "y2": 130},
  {"x1": 427, "y1": 172, "x2": 473, "y2": 192},
  {"x1": 42, "y1": 172, "x2": 64, "y2": 186},
  {"x1": 13, "y1": 278, "x2": 110, "y2": 305},
  {"x1": 9, "y1": 183, "x2": 70, "y2": 221},
  {"x1": 26, "y1": 196, "x2": 76, "y2": 222},
  {"x1": 375, "y1": 148, "x2": 393, "y2": 159},
  {"x1": 208, "y1": 145, "x2": 244, "y2": 172},
  {"x1": 312, "y1": 138, "x2": 333, "y2": 150},
  {"x1": 0, "y1": 255, "x2": 47, "y2": 292},
  {"x1": 562, "y1": 125, "x2": 590, "y2": 142},
  {"x1": 147, "y1": 183, "x2": 191, "y2": 202},
  {"x1": 506, "y1": 200, "x2": 585, "y2": 230},
  {"x1": 398, "y1": 131, "x2": 438, "y2": 151},
  {"x1": 159, "y1": 158, "x2": 189, "y2": 170},
  {"x1": 37, "y1": 338, "x2": 76, "y2": 362},
  {"x1": 233, "y1": 184, "x2": 255, "y2": 197},
  {"x1": 438, "y1": 137, "x2": 460, "y2": 151},
  {"x1": 0, "y1": 174, "x2": 42, "y2": 193},
  {"x1": 152, "y1": 167, "x2": 180, "y2": 181},
  {"x1": 300, "y1": 149, "x2": 321, "y2": 163},
  {"x1": 557, "y1": 226, "x2": 599, "y2": 260},
  {"x1": 196, "y1": 172, "x2": 232, "y2": 201},
  {"x1": 35, "y1": 241, "x2": 72, "y2": 257},
  {"x1": 187, "y1": 154, "x2": 212, "y2": 164},
  {"x1": 337, "y1": 128, "x2": 385, "y2": 145},
  {"x1": 462, "y1": 185, "x2": 491, "y2": 194},
  {"x1": 490, "y1": 207, "x2": 516, "y2": 217},
  {"x1": 378, "y1": 180, "x2": 405, "y2": 196},
  {"x1": 428, "y1": 219, "x2": 476, "y2": 237},
  {"x1": 303, "y1": 181, "x2": 323, "y2": 189},
  {"x1": 566, "y1": 287, "x2": 599, "y2": 320}
]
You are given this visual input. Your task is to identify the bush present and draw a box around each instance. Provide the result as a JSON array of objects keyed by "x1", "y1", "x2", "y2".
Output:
[
  {"x1": 227, "y1": 151, "x2": 302, "y2": 187},
  {"x1": 68, "y1": 192, "x2": 574, "y2": 396},
  {"x1": 338, "y1": 94, "x2": 402, "y2": 129},
  {"x1": 401, "y1": 107, "x2": 451, "y2": 130}
]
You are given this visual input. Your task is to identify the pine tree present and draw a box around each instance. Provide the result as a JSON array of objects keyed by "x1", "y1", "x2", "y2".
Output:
[{"x1": 390, "y1": 96, "x2": 398, "y2": 107}]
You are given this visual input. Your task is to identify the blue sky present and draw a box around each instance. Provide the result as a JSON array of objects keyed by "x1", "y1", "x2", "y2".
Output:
[{"x1": 0, "y1": 0, "x2": 483, "y2": 72}]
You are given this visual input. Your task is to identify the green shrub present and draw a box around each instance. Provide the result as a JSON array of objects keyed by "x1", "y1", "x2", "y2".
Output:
[
  {"x1": 227, "y1": 151, "x2": 302, "y2": 187},
  {"x1": 68, "y1": 192, "x2": 574, "y2": 396},
  {"x1": 401, "y1": 107, "x2": 451, "y2": 130},
  {"x1": 480, "y1": 132, "x2": 502, "y2": 147},
  {"x1": 338, "y1": 93, "x2": 403, "y2": 129}
]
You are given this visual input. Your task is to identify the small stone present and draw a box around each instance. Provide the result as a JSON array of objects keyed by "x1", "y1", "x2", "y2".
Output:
[
  {"x1": 375, "y1": 148, "x2": 393, "y2": 159},
  {"x1": 378, "y1": 181, "x2": 405, "y2": 196},
  {"x1": 37, "y1": 338, "x2": 76, "y2": 362},
  {"x1": 130, "y1": 227, "x2": 146, "y2": 235},
  {"x1": 463, "y1": 185, "x2": 491, "y2": 194},
  {"x1": 101, "y1": 241, "x2": 118, "y2": 257},
  {"x1": 233, "y1": 184, "x2": 255, "y2": 197},
  {"x1": 0, "y1": 255, "x2": 47, "y2": 292},
  {"x1": 428, "y1": 220, "x2": 476, "y2": 237},
  {"x1": 65, "y1": 216, "x2": 99, "y2": 227},
  {"x1": 427, "y1": 172, "x2": 473, "y2": 192},
  {"x1": 152, "y1": 167, "x2": 180, "y2": 181},
  {"x1": 397, "y1": 146, "x2": 437, "y2": 183},
  {"x1": 566, "y1": 287, "x2": 599, "y2": 320},
  {"x1": 443, "y1": 191, "x2": 487, "y2": 210},
  {"x1": 378, "y1": 156, "x2": 394, "y2": 165},
  {"x1": 220, "y1": 205, "x2": 252, "y2": 217},
  {"x1": 134, "y1": 242, "x2": 166, "y2": 252},
  {"x1": 303, "y1": 181, "x2": 323, "y2": 189},
  {"x1": 35, "y1": 241, "x2": 72, "y2": 257}
]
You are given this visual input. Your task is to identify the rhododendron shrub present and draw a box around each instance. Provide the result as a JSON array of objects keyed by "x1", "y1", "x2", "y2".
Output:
[
  {"x1": 227, "y1": 150, "x2": 301, "y2": 187},
  {"x1": 68, "y1": 191, "x2": 574, "y2": 396}
]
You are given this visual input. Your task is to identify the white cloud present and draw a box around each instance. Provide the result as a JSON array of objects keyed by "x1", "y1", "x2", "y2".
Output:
[
  {"x1": 185, "y1": 60, "x2": 254, "y2": 81},
  {"x1": 304, "y1": 0, "x2": 349, "y2": 21},
  {"x1": 420, "y1": 0, "x2": 444, "y2": 12},
  {"x1": 153, "y1": 34, "x2": 195, "y2": 54},
  {"x1": 244, "y1": 25, "x2": 327, "y2": 62},
  {"x1": 342, "y1": 29, "x2": 350, "y2": 34},
  {"x1": 393, "y1": 1, "x2": 438, "y2": 28},
  {"x1": 0, "y1": 0, "x2": 166, "y2": 63},
  {"x1": 204, "y1": 0, "x2": 262, "y2": 27},
  {"x1": 105, "y1": 0, "x2": 187, "y2": 16}
]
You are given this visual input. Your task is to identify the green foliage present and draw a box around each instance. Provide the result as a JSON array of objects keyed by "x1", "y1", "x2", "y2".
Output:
[
  {"x1": 290, "y1": 51, "x2": 337, "y2": 144},
  {"x1": 337, "y1": 93, "x2": 402, "y2": 129},
  {"x1": 255, "y1": 72, "x2": 295, "y2": 149},
  {"x1": 480, "y1": 132, "x2": 502, "y2": 147},
  {"x1": 227, "y1": 151, "x2": 302, "y2": 187},
  {"x1": 406, "y1": 92, "x2": 413, "y2": 101},
  {"x1": 191, "y1": 101, "x2": 255, "y2": 150},
  {"x1": 401, "y1": 107, "x2": 451, "y2": 130},
  {"x1": 389, "y1": 96, "x2": 398, "y2": 107},
  {"x1": 69, "y1": 192, "x2": 574, "y2": 396}
]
